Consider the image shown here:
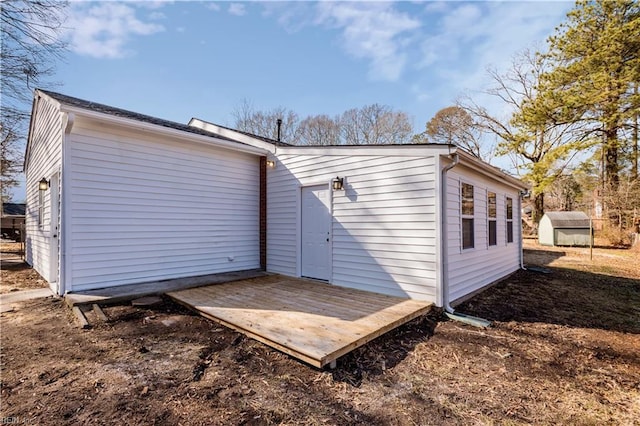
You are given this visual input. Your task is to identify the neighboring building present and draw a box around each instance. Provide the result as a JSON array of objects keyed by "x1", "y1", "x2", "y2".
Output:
[
  {"x1": 25, "y1": 90, "x2": 527, "y2": 308},
  {"x1": 538, "y1": 211, "x2": 592, "y2": 247},
  {"x1": 1, "y1": 202, "x2": 26, "y2": 241}
]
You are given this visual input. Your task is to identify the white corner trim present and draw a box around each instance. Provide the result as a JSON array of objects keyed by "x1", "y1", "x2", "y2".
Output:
[{"x1": 64, "y1": 112, "x2": 75, "y2": 134}]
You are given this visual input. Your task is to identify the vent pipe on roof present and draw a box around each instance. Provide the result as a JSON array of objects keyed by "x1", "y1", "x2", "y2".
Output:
[{"x1": 276, "y1": 118, "x2": 282, "y2": 142}]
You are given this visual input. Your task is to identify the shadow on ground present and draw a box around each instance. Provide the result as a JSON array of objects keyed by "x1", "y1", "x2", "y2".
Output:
[
  {"x1": 136, "y1": 298, "x2": 439, "y2": 388},
  {"x1": 458, "y1": 267, "x2": 640, "y2": 334},
  {"x1": 522, "y1": 248, "x2": 566, "y2": 266},
  {"x1": 329, "y1": 313, "x2": 439, "y2": 386},
  {"x1": 1, "y1": 259, "x2": 30, "y2": 271}
]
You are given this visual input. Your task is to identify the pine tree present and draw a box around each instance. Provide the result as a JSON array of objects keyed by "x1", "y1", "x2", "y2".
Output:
[{"x1": 527, "y1": 0, "x2": 640, "y2": 189}]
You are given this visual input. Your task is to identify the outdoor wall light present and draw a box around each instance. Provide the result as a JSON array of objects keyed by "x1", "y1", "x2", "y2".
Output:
[
  {"x1": 266, "y1": 159, "x2": 276, "y2": 168},
  {"x1": 38, "y1": 177, "x2": 50, "y2": 191},
  {"x1": 332, "y1": 176, "x2": 344, "y2": 191}
]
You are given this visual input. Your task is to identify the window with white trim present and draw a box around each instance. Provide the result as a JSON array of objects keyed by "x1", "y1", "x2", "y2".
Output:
[
  {"x1": 506, "y1": 197, "x2": 514, "y2": 243},
  {"x1": 488, "y1": 191, "x2": 497, "y2": 246},
  {"x1": 38, "y1": 189, "x2": 44, "y2": 228},
  {"x1": 461, "y1": 182, "x2": 474, "y2": 249}
]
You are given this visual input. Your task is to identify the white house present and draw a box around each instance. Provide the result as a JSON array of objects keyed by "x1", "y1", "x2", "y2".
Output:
[{"x1": 25, "y1": 90, "x2": 527, "y2": 310}]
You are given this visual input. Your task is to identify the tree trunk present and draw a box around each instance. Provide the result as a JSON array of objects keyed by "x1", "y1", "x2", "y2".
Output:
[
  {"x1": 533, "y1": 192, "x2": 544, "y2": 224},
  {"x1": 633, "y1": 88, "x2": 638, "y2": 181},
  {"x1": 604, "y1": 129, "x2": 619, "y2": 189}
]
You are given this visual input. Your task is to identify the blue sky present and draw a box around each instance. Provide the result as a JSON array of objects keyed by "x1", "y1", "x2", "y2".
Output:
[{"x1": 13, "y1": 0, "x2": 573, "y2": 201}]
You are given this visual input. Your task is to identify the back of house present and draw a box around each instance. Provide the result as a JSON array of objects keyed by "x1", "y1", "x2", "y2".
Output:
[{"x1": 25, "y1": 90, "x2": 527, "y2": 308}]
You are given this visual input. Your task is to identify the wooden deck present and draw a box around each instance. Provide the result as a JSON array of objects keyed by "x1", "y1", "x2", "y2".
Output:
[
  {"x1": 167, "y1": 275, "x2": 432, "y2": 368},
  {"x1": 65, "y1": 269, "x2": 268, "y2": 307}
]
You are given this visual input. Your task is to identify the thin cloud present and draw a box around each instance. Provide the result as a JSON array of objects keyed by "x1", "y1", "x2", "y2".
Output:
[
  {"x1": 265, "y1": 2, "x2": 420, "y2": 81},
  {"x1": 314, "y1": 2, "x2": 420, "y2": 82},
  {"x1": 134, "y1": 1, "x2": 172, "y2": 9},
  {"x1": 65, "y1": 2, "x2": 164, "y2": 59},
  {"x1": 149, "y1": 11, "x2": 166, "y2": 20},
  {"x1": 228, "y1": 3, "x2": 247, "y2": 17},
  {"x1": 415, "y1": 2, "x2": 570, "y2": 109},
  {"x1": 261, "y1": 2, "x2": 316, "y2": 33}
]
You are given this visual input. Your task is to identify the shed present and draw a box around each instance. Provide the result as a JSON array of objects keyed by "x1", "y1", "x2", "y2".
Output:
[
  {"x1": 1, "y1": 202, "x2": 26, "y2": 241},
  {"x1": 538, "y1": 211, "x2": 592, "y2": 247},
  {"x1": 25, "y1": 90, "x2": 527, "y2": 310}
]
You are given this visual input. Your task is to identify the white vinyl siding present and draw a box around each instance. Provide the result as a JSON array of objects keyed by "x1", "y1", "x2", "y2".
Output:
[
  {"x1": 446, "y1": 165, "x2": 521, "y2": 303},
  {"x1": 267, "y1": 152, "x2": 438, "y2": 302},
  {"x1": 24, "y1": 96, "x2": 63, "y2": 285},
  {"x1": 65, "y1": 118, "x2": 260, "y2": 291},
  {"x1": 538, "y1": 215, "x2": 554, "y2": 246}
]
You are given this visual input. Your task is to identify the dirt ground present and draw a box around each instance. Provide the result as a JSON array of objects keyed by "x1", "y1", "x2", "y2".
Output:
[
  {"x1": 1, "y1": 239, "x2": 639, "y2": 425},
  {"x1": 0, "y1": 241, "x2": 45, "y2": 295}
]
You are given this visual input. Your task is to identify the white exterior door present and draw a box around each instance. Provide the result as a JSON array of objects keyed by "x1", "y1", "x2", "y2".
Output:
[
  {"x1": 49, "y1": 172, "x2": 60, "y2": 293},
  {"x1": 301, "y1": 185, "x2": 331, "y2": 281}
]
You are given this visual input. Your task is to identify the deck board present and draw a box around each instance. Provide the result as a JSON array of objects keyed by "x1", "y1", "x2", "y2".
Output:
[
  {"x1": 167, "y1": 275, "x2": 432, "y2": 368},
  {"x1": 64, "y1": 269, "x2": 268, "y2": 307}
]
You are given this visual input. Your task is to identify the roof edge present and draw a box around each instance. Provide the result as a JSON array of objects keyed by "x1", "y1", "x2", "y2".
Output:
[
  {"x1": 188, "y1": 118, "x2": 280, "y2": 153},
  {"x1": 35, "y1": 90, "x2": 267, "y2": 157},
  {"x1": 453, "y1": 149, "x2": 528, "y2": 191}
]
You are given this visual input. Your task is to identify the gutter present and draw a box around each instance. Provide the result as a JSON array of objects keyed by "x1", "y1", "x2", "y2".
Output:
[
  {"x1": 440, "y1": 153, "x2": 492, "y2": 328},
  {"x1": 455, "y1": 149, "x2": 524, "y2": 191},
  {"x1": 59, "y1": 106, "x2": 269, "y2": 157},
  {"x1": 518, "y1": 192, "x2": 526, "y2": 270}
]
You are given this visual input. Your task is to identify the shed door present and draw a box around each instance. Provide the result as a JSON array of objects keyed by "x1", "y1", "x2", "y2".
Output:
[{"x1": 301, "y1": 185, "x2": 331, "y2": 281}]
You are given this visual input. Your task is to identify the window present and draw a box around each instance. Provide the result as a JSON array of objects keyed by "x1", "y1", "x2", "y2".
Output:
[
  {"x1": 506, "y1": 197, "x2": 514, "y2": 243},
  {"x1": 461, "y1": 183, "x2": 474, "y2": 249},
  {"x1": 488, "y1": 192, "x2": 497, "y2": 246},
  {"x1": 38, "y1": 189, "x2": 44, "y2": 228}
]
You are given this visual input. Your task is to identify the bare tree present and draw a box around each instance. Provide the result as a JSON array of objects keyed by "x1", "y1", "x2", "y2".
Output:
[
  {"x1": 1, "y1": 119, "x2": 22, "y2": 202},
  {"x1": 602, "y1": 177, "x2": 640, "y2": 233},
  {"x1": 233, "y1": 101, "x2": 413, "y2": 146},
  {"x1": 231, "y1": 99, "x2": 300, "y2": 143},
  {"x1": 546, "y1": 174, "x2": 582, "y2": 211},
  {"x1": 415, "y1": 105, "x2": 491, "y2": 161},
  {"x1": 298, "y1": 115, "x2": 340, "y2": 146},
  {"x1": 1, "y1": 0, "x2": 68, "y2": 201},
  {"x1": 339, "y1": 104, "x2": 412, "y2": 145},
  {"x1": 461, "y1": 49, "x2": 590, "y2": 223}
]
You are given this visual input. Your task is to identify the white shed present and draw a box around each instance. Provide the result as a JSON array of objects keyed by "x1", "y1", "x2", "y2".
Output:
[
  {"x1": 25, "y1": 91, "x2": 527, "y2": 309},
  {"x1": 538, "y1": 211, "x2": 592, "y2": 247}
]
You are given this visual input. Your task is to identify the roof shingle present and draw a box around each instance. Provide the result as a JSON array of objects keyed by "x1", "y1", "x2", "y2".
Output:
[
  {"x1": 544, "y1": 211, "x2": 590, "y2": 228},
  {"x1": 39, "y1": 90, "x2": 247, "y2": 146}
]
